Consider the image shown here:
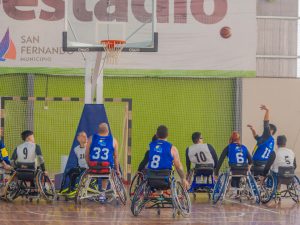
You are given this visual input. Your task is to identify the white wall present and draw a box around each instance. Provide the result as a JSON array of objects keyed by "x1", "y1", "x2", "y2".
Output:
[{"x1": 242, "y1": 78, "x2": 300, "y2": 171}]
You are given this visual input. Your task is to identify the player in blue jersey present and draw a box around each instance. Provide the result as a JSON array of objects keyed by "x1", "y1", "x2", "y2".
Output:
[
  {"x1": 247, "y1": 105, "x2": 277, "y2": 176},
  {"x1": 148, "y1": 125, "x2": 189, "y2": 189},
  {"x1": 0, "y1": 139, "x2": 11, "y2": 170},
  {"x1": 215, "y1": 131, "x2": 252, "y2": 195},
  {"x1": 86, "y1": 123, "x2": 120, "y2": 199}
]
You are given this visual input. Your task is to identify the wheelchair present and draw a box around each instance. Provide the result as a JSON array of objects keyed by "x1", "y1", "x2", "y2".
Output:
[
  {"x1": 187, "y1": 164, "x2": 215, "y2": 200},
  {"x1": 0, "y1": 166, "x2": 11, "y2": 199},
  {"x1": 129, "y1": 170, "x2": 145, "y2": 200},
  {"x1": 260, "y1": 166, "x2": 300, "y2": 204},
  {"x1": 75, "y1": 161, "x2": 127, "y2": 205},
  {"x1": 4, "y1": 164, "x2": 56, "y2": 203},
  {"x1": 212, "y1": 164, "x2": 260, "y2": 205},
  {"x1": 130, "y1": 169, "x2": 191, "y2": 218}
]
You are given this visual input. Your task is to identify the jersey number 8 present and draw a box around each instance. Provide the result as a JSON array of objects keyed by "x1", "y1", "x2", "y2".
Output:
[{"x1": 150, "y1": 155, "x2": 161, "y2": 169}]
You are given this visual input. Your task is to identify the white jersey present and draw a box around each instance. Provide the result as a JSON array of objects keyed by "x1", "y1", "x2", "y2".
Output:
[
  {"x1": 16, "y1": 142, "x2": 37, "y2": 164},
  {"x1": 74, "y1": 145, "x2": 88, "y2": 169},
  {"x1": 188, "y1": 144, "x2": 215, "y2": 166},
  {"x1": 272, "y1": 147, "x2": 295, "y2": 173}
]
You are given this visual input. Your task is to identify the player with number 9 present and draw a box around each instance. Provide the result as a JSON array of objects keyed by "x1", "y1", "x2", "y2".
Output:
[
  {"x1": 215, "y1": 131, "x2": 252, "y2": 195},
  {"x1": 11, "y1": 130, "x2": 47, "y2": 174}
]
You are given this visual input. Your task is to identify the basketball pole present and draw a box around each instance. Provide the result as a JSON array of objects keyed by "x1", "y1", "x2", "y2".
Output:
[{"x1": 84, "y1": 52, "x2": 105, "y2": 104}]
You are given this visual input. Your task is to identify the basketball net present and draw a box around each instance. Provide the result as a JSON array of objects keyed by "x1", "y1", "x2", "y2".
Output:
[{"x1": 101, "y1": 40, "x2": 126, "y2": 64}]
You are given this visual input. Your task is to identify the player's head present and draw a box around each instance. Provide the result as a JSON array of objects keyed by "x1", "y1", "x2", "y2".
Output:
[
  {"x1": 156, "y1": 125, "x2": 168, "y2": 139},
  {"x1": 229, "y1": 131, "x2": 240, "y2": 145},
  {"x1": 270, "y1": 124, "x2": 277, "y2": 135},
  {"x1": 192, "y1": 132, "x2": 203, "y2": 144},
  {"x1": 277, "y1": 135, "x2": 287, "y2": 147},
  {"x1": 21, "y1": 130, "x2": 34, "y2": 142},
  {"x1": 98, "y1": 123, "x2": 109, "y2": 135},
  {"x1": 152, "y1": 134, "x2": 158, "y2": 142},
  {"x1": 77, "y1": 131, "x2": 87, "y2": 145}
]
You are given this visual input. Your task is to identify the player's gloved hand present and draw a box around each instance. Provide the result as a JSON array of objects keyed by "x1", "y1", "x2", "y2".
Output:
[
  {"x1": 3, "y1": 164, "x2": 12, "y2": 171},
  {"x1": 181, "y1": 178, "x2": 189, "y2": 190},
  {"x1": 44, "y1": 171, "x2": 49, "y2": 177}
]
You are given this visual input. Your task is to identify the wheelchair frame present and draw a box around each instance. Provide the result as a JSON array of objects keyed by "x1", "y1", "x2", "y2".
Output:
[
  {"x1": 260, "y1": 170, "x2": 300, "y2": 204},
  {"x1": 129, "y1": 171, "x2": 145, "y2": 200},
  {"x1": 187, "y1": 166, "x2": 215, "y2": 200},
  {"x1": 75, "y1": 167, "x2": 127, "y2": 205},
  {"x1": 4, "y1": 169, "x2": 56, "y2": 203},
  {"x1": 212, "y1": 169, "x2": 260, "y2": 205},
  {"x1": 130, "y1": 170, "x2": 191, "y2": 218}
]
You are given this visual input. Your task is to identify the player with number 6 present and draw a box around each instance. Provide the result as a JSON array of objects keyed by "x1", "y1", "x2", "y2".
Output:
[{"x1": 215, "y1": 131, "x2": 252, "y2": 198}]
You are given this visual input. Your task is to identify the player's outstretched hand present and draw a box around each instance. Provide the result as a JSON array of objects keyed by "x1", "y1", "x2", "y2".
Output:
[
  {"x1": 260, "y1": 105, "x2": 268, "y2": 111},
  {"x1": 3, "y1": 164, "x2": 12, "y2": 171},
  {"x1": 247, "y1": 124, "x2": 253, "y2": 129},
  {"x1": 44, "y1": 171, "x2": 49, "y2": 177}
]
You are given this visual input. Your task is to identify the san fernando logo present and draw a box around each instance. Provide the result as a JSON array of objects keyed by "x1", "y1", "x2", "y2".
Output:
[{"x1": 0, "y1": 29, "x2": 16, "y2": 61}]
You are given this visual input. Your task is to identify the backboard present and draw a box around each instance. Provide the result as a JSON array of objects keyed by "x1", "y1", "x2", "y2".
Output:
[{"x1": 63, "y1": 0, "x2": 158, "y2": 52}]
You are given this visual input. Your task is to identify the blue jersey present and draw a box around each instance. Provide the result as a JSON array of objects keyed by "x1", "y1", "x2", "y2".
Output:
[
  {"x1": 148, "y1": 140, "x2": 173, "y2": 170},
  {"x1": 252, "y1": 136, "x2": 274, "y2": 162},
  {"x1": 89, "y1": 134, "x2": 114, "y2": 167},
  {"x1": 227, "y1": 143, "x2": 248, "y2": 165},
  {"x1": 0, "y1": 140, "x2": 10, "y2": 165}
]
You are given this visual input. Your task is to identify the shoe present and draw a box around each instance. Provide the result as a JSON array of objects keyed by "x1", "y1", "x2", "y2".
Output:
[
  {"x1": 68, "y1": 189, "x2": 77, "y2": 196},
  {"x1": 59, "y1": 188, "x2": 69, "y2": 194}
]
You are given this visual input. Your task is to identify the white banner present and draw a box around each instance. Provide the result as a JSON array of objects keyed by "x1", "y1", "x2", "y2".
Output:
[{"x1": 0, "y1": 0, "x2": 256, "y2": 72}]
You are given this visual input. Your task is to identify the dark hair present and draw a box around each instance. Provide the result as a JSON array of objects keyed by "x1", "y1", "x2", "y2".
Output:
[
  {"x1": 192, "y1": 132, "x2": 202, "y2": 144},
  {"x1": 156, "y1": 125, "x2": 168, "y2": 139},
  {"x1": 277, "y1": 135, "x2": 287, "y2": 147},
  {"x1": 152, "y1": 134, "x2": 158, "y2": 142},
  {"x1": 21, "y1": 130, "x2": 33, "y2": 141},
  {"x1": 269, "y1": 124, "x2": 277, "y2": 135}
]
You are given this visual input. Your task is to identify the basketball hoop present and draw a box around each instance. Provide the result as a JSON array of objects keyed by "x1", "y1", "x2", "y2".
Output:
[{"x1": 100, "y1": 40, "x2": 126, "y2": 64}]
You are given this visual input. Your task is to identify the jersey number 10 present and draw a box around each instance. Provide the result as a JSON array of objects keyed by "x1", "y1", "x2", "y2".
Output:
[{"x1": 194, "y1": 152, "x2": 207, "y2": 163}]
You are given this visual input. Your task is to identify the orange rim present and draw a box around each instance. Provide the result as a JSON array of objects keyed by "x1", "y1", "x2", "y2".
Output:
[{"x1": 101, "y1": 40, "x2": 126, "y2": 48}]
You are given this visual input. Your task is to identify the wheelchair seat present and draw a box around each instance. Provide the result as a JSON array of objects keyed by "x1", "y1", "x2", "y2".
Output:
[
  {"x1": 16, "y1": 163, "x2": 36, "y2": 181},
  {"x1": 87, "y1": 161, "x2": 110, "y2": 175},
  {"x1": 251, "y1": 161, "x2": 267, "y2": 176},
  {"x1": 194, "y1": 163, "x2": 214, "y2": 176},
  {"x1": 277, "y1": 166, "x2": 295, "y2": 185},
  {"x1": 147, "y1": 169, "x2": 172, "y2": 190},
  {"x1": 230, "y1": 163, "x2": 248, "y2": 176}
]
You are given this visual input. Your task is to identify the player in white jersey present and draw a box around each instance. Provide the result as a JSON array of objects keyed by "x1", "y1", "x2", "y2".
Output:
[
  {"x1": 186, "y1": 132, "x2": 218, "y2": 176},
  {"x1": 270, "y1": 135, "x2": 296, "y2": 173},
  {"x1": 60, "y1": 131, "x2": 88, "y2": 195},
  {"x1": 11, "y1": 130, "x2": 46, "y2": 173}
]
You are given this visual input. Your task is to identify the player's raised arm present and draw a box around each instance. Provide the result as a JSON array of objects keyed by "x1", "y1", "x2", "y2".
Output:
[
  {"x1": 247, "y1": 124, "x2": 258, "y2": 139},
  {"x1": 113, "y1": 137, "x2": 120, "y2": 175},
  {"x1": 172, "y1": 146, "x2": 189, "y2": 189}
]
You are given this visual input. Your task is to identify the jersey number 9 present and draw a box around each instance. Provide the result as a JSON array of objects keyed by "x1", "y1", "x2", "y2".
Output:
[{"x1": 23, "y1": 148, "x2": 28, "y2": 160}]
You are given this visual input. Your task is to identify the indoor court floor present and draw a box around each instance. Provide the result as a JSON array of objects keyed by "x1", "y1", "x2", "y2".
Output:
[{"x1": 0, "y1": 196, "x2": 298, "y2": 225}]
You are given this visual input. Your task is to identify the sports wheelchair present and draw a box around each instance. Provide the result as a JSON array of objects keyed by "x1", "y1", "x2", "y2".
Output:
[
  {"x1": 212, "y1": 164, "x2": 260, "y2": 204},
  {"x1": 187, "y1": 164, "x2": 215, "y2": 200},
  {"x1": 259, "y1": 166, "x2": 300, "y2": 204},
  {"x1": 4, "y1": 164, "x2": 56, "y2": 202},
  {"x1": 0, "y1": 166, "x2": 12, "y2": 199},
  {"x1": 130, "y1": 169, "x2": 191, "y2": 218},
  {"x1": 75, "y1": 161, "x2": 127, "y2": 205}
]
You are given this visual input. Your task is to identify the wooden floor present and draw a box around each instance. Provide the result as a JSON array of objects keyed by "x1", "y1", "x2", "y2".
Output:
[{"x1": 0, "y1": 195, "x2": 299, "y2": 225}]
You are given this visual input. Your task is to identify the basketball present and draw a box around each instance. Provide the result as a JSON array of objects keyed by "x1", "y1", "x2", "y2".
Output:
[{"x1": 220, "y1": 26, "x2": 232, "y2": 39}]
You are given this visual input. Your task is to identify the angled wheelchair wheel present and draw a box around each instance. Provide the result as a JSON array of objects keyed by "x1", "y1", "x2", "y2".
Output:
[
  {"x1": 130, "y1": 180, "x2": 150, "y2": 216},
  {"x1": 260, "y1": 174, "x2": 276, "y2": 204},
  {"x1": 37, "y1": 171, "x2": 56, "y2": 203},
  {"x1": 171, "y1": 180, "x2": 191, "y2": 217},
  {"x1": 212, "y1": 173, "x2": 228, "y2": 204},
  {"x1": 290, "y1": 176, "x2": 300, "y2": 203},
  {"x1": 187, "y1": 169, "x2": 194, "y2": 191},
  {"x1": 75, "y1": 171, "x2": 89, "y2": 204},
  {"x1": 129, "y1": 172, "x2": 144, "y2": 200},
  {"x1": 111, "y1": 170, "x2": 127, "y2": 205},
  {"x1": 247, "y1": 173, "x2": 260, "y2": 204},
  {"x1": 5, "y1": 172, "x2": 19, "y2": 202}
]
